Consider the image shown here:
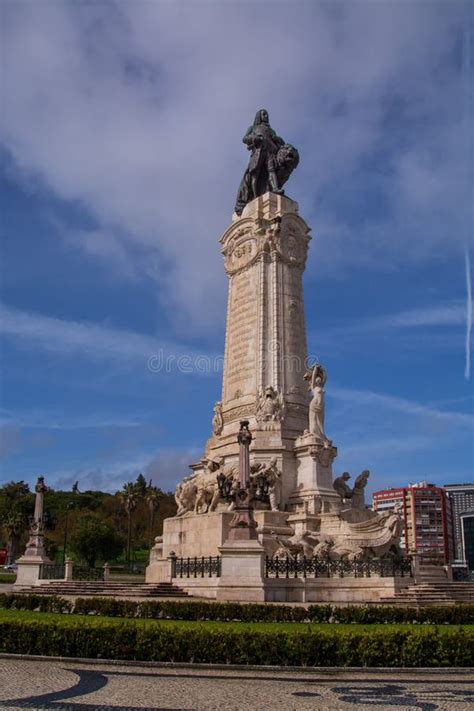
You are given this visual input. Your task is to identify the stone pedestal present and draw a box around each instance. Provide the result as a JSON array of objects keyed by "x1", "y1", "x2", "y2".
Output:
[
  {"x1": 159, "y1": 510, "x2": 236, "y2": 559},
  {"x1": 153, "y1": 508, "x2": 294, "y2": 563},
  {"x1": 216, "y1": 539, "x2": 266, "y2": 602},
  {"x1": 14, "y1": 555, "x2": 51, "y2": 588},
  {"x1": 145, "y1": 189, "x2": 405, "y2": 600},
  {"x1": 287, "y1": 433, "x2": 340, "y2": 525},
  {"x1": 146, "y1": 557, "x2": 173, "y2": 584}
]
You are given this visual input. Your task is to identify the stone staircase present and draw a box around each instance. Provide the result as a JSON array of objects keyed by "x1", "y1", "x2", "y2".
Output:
[
  {"x1": 19, "y1": 581, "x2": 189, "y2": 598},
  {"x1": 379, "y1": 581, "x2": 474, "y2": 606}
]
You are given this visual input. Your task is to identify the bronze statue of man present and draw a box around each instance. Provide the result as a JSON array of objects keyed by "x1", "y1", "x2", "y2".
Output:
[{"x1": 234, "y1": 109, "x2": 299, "y2": 215}]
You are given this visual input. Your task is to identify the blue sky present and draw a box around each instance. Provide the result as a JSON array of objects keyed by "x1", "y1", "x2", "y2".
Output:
[{"x1": 0, "y1": 0, "x2": 473, "y2": 497}]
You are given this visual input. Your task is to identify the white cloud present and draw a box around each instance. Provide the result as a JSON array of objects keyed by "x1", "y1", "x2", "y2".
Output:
[
  {"x1": 326, "y1": 383, "x2": 474, "y2": 493},
  {"x1": 47, "y1": 446, "x2": 200, "y2": 493},
  {"x1": 0, "y1": 302, "x2": 215, "y2": 365},
  {"x1": 1, "y1": 1, "x2": 470, "y2": 333},
  {"x1": 0, "y1": 407, "x2": 159, "y2": 431},
  {"x1": 330, "y1": 385, "x2": 474, "y2": 430},
  {"x1": 319, "y1": 301, "x2": 471, "y2": 338}
]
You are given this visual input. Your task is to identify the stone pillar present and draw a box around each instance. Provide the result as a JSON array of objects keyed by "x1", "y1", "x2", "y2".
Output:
[
  {"x1": 14, "y1": 476, "x2": 52, "y2": 588},
  {"x1": 217, "y1": 540, "x2": 266, "y2": 602},
  {"x1": 205, "y1": 193, "x2": 312, "y2": 508},
  {"x1": 145, "y1": 537, "x2": 173, "y2": 583},
  {"x1": 287, "y1": 434, "x2": 340, "y2": 530},
  {"x1": 64, "y1": 557, "x2": 74, "y2": 581},
  {"x1": 103, "y1": 562, "x2": 110, "y2": 582}
]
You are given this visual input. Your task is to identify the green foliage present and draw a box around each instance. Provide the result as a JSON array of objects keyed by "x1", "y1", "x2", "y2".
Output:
[
  {"x1": 135, "y1": 474, "x2": 148, "y2": 497},
  {"x1": 1, "y1": 594, "x2": 473, "y2": 625},
  {"x1": 0, "y1": 593, "x2": 72, "y2": 613},
  {"x1": 0, "y1": 481, "x2": 33, "y2": 559},
  {"x1": 69, "y1": 513, "x2": 123, "y2": 567},
  {"x1": 74, "y1": 597, "x2": 139, "y2": 618},
  {"x1": 0, "y1": 616, "x2": 472, "y2": 666},
  {"x1": 0, "y1": 478, "x2": 177, "y2": 565}
]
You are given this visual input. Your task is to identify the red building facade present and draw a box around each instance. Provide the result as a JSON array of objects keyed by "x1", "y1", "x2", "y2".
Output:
[{"x1": 373, "y1": 481, "x2": 455, "y2": 563}]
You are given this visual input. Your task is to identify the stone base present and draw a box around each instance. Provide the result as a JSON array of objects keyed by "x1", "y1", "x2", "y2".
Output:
[
  {"x1": 153, "y1": 571, "x2": 410, "y2": 603},
  {"x1": 216, "y1": 539, "x2": 265, "y2": 602},
  {"x1": 160, "y1": 509, "x2": 295, "y2": 560},
  {"x1": 288, "y1": 434, "x2": 340, "y2": 517},
  {"x1": 265, "y1": 576, "x2": 411, "y2": 603},
  {"x1": 14, "y1": 555, "x2": 51, "y2": 588},
  {"x1": 145, "y1": 558, "x2": 172, "y2": 584},
  {"x1": 161, "y1": 511, "x2": 235, "y2": 558}
]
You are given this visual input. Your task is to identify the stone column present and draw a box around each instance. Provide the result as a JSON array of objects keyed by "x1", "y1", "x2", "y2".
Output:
[
  {"x1": 205, "y1": 192, "x2": 312, "y2": 508},
  {"x1": 64, "y1": 557, "x2": 74, "y2": 581},
  {"x1": 14, "y1": 476, "x2": 52, "y2": 588}
]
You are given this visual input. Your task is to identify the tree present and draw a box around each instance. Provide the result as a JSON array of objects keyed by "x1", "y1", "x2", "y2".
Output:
[
  {"x1": 119, "y1": 482, "x2": 139, "y2": 565},
  {"x1": 145, "y1": 482, "x2": 161, "y2": 547},
  {"x1": 135, "y1": 474, "x2": 148, "y2": 497},
  {"x1": 2, "y1": 511, "x2": 25, "y2": 564},
  {"x1": 1, "y1": 481, "x2": 30, "y2": 499},
  {"x1": 69, "y1": 513, "x2": 123, "y2": 568}
]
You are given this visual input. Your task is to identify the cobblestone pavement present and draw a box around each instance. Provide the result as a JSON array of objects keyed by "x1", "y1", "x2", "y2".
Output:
[{"x1": 0, "y1": 659, "x2": 473, "y2": 710}]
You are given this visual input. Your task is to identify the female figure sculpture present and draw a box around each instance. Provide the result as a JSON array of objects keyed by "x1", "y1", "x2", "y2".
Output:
[{"x1": 304, "y1": 363, "x2": 328, "y2": 442}]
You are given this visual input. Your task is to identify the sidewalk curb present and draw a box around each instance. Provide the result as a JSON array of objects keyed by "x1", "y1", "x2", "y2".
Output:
[{"x1": 1, "y1": 653, "x2": 473, "y2": 675}]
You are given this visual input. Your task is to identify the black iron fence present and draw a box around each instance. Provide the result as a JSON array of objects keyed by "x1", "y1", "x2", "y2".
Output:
[
  {"x1": 265, "y1": 555, "x2": 413, "y2": 579},
  {"x1": 72, "y1": 566, "x2": 104, "y2": 581},
  {"x1": 39, "y1": 564, "x2": 65, "y2": 580},
  {"x1": 171, "y1": 556, "x2": 221, "y2": 579},
  {"x1": 39, "y1": 564, "x2": 104, "y2": 581}
]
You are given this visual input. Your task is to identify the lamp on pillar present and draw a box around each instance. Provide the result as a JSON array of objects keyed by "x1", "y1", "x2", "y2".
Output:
[
  {"x1": 216, "y1": 421, "x2": 267, "y2": 602},
  {"x1": 217, "y1": 420, "x2": 260, "y2": 541}
]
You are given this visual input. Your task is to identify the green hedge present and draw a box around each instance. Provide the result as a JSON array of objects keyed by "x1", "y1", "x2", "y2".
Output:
[
  {"x1": 0, "y1": 594, "x2": 73, "y2": 614},
  {"x1": 1, "y1": 594, "x2": 474, "y2": 624},
  {"x1": 0, "y1": 617, "x2": 472, "y2": 666}
]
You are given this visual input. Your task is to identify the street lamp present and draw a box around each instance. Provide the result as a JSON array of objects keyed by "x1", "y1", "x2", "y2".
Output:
[{"x1": 217, "y1": 420, "x2": 269, "y2": 540}]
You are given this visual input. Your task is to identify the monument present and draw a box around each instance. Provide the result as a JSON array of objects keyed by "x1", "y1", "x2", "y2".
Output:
[
  {"x1": 146, "y1": 110, "x2": 403, "y2": 601},
  {"x1": 15, "y1": 476, "x2": 52, "y2": 587}
]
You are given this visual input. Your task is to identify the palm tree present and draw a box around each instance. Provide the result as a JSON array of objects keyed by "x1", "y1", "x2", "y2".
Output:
[
  {"x1": 145, "y1": 482, "x2": 161, "y2": 548},
  {"x1": 119, "y1": 482, "x2": 139, "y2": 566},
  {"x1": 3, "y1": 511, "x2": 25, "y2": 564}
]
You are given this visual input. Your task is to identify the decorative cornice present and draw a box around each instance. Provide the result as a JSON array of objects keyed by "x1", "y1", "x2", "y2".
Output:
[{"x1": 220, "y1": 213, "x2": 311, "y2": 277}]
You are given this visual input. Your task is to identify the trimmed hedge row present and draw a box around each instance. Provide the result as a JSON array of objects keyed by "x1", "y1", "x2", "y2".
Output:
[
  {"x1": 1, "y1": 593, "x2": 474, "y2": 624},
  {"x1": 0, "y1": 594, "x2": 73, "y2": 614},
  {"x1": 0, "y1": 617, "x2": 472, "y2": 666}
]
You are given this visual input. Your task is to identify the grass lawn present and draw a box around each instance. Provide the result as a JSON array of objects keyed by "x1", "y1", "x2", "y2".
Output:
[
  {"x1": 1, "y1": 609, "x2": 472, "y2": 633},
  {"x1": 0, "y1": 574, "x2": 16, "y2": 584}
]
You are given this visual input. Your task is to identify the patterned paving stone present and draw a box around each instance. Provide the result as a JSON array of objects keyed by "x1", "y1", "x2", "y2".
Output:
[{"x1": 0, "y1": 660, "x2": 472, "y2": 710}]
